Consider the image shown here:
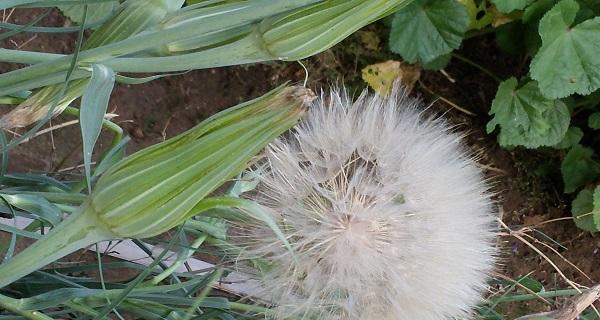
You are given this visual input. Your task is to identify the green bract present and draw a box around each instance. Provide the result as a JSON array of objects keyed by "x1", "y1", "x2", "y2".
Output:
[
  {"x1": 530, "y1": 0, "x2": 600, "y2": 99},
  {"x1": 0, "y1": 85, "x2": 314, "y2": 288},
  {"x1": 487, "y1": 78, "x2": 570, "y2": 148},
  {"x1": 389, "y1": 0, "x2": 469, "y2": 64}
]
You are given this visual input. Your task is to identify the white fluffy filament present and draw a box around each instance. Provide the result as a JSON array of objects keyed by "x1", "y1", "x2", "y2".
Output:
[{"x1": 240, "y1": 86, "x2": 497, "y2": 320}]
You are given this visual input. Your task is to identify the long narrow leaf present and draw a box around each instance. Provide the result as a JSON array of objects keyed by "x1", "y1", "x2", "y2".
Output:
[
  {"x1": 0, "y1": 193, "x2": 61, "y2": 226},
  {"x1": 79, "y1": 64, "x2": 115, "y2": 192}
]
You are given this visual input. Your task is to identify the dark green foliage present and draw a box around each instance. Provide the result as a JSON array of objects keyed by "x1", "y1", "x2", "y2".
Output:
[{"x1": 389, "y1": 0, "x2": 600, "y2": 232}]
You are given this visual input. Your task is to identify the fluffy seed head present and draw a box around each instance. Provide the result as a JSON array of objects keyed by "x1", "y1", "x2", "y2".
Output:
[{"x1": 240, "y1": 87, "x2": 497, "y2": 320}]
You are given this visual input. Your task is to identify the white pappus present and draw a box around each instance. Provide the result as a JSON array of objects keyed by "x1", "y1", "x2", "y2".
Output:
[{"x1": 238, "y1": 86, "x2": 497, "y2": 320}]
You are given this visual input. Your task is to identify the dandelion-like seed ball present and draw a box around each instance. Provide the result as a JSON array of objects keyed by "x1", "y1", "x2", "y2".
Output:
[{"x1": 241, "y1": 87, "x2": 497, "y2": 320}]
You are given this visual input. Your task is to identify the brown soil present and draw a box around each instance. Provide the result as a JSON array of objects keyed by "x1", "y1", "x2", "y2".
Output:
[{"x1": 2, "y1": 8, "x2": 599, "y2": 318}]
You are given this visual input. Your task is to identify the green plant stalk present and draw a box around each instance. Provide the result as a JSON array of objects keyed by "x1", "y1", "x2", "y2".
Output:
[
  {"x1": 0, "y1": 205, "x2": 112, "y2": 288},
  {"x1": 492, "y1": 288, "x2": 585, "y2": 303},
  {"x1": 149, "y1": 233, "x2": 208, "y2": 285},
  {"x1": 0, "y1": 85, "x2": 313, "y2": 288},
  {"x1": 148, "y1": 195, "x2": 274, "y2": 285},
  {"x1": 0, "y1": 81, "x2": 88, "y2": 129},
  {"x1": 0, "y1": 49, "x2": 61, "y2": 64},
  {"x1": 0, "y1": 70, "x2": 89, "y2": 99},
  {"x1": 0, "y1": 0, "x2": 182, "y2": 129},
  {"x1": 0, "y1": 0, "x2": 320, "y2": 92},
  {"x1": 0, "y1": 293, "x2": 54, "y2": 320},
  {"x1": 2, "y1": 277, "x2": 230, "y2": 318},
  {"x1": 229, "y1": 301, "x2": 274, "y2": 316},
  {"x1": 0, "y1": 0, "x2": 409, "y2": 92},
  {"x1": 62, "y1": 106, "x2": 123, "y2": 147},
  {"x1": 0, "y1": 191, "x2": 87, "y2": 205},
  {"x1": 181, "y1": 269, "x2": 223, "y2": 320}
]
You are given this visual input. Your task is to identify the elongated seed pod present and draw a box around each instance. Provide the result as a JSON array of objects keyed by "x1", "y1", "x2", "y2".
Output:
[{"x1": 0, "y1": 85, "x2": 314, "y2": 288}]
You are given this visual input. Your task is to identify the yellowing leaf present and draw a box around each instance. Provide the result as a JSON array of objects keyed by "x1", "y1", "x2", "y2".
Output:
[
  {"x1": 458, "y1": 0, "x2": 494, "y2": 30},
  {"x1": 362, "y1": 61, "x2": 421, "y2": 96},
  {"x1": 489, "y1": 6, "x2": 521, "y2": 27}
]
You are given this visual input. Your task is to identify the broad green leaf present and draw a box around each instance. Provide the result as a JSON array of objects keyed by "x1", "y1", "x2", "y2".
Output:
[
  {"x1": 594, "y1": 186, "x2": 600, "y2": 228},
  {"x1": 574, "y1": 0, "x2": 599, "y2": 24},
  {"x1": 491, "y1": 0, "x2": 534, "y2": 13},
  {"x1": 522, "y1": 0, "x2": 558, "y2": 22},
  {"x1": 80, "y1": 64, "x2": 115, "y2": 192},
  {"x1": 553, "y1": 126, "x2": 583, "y2": 149},
  {"x1": 496, "y1": 22, "x2": 526, "y2": 54},
  {"x1": 579, "y1": 0, "x2": 600, "y2": 15},
  {"x1": 389, "y1": 0, "x2": 469, "y2": 64},
  {"x1": 588, "y1": 112, "x2": 600, "y2": 129},
  {"x1": 530, "y1": 0, "x2": 600, "y2": 98},
  {"x1": 422, "y1": 53, "x2": 451, "y2": 70},
  {"x1": 524, "y1": 19, "x2": 542, "y2": 56},
  {"x1": 487, "y1": 78, "x2": 570, "y2": 148},
  {"x1": 571, "y1": 187, "x2": 600, "y2": 232},
  {"x1": 58, "y1": 1, "x2": 117, "y2": 28},
  {"x1": 561, "y1": 144, "x2": 600, "y2": 193}
]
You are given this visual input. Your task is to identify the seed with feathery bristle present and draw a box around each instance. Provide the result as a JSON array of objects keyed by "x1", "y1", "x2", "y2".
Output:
[{"x1": 237, "y1": 86, "x2": 497, "y2": 320}]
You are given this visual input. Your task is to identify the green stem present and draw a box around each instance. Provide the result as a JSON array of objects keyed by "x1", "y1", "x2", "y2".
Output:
[
  {"x1": 0, "y1": 208, "x2": 113, "y2": 288},
  {"x1": 63, "y1": 106, "x2": 123, "y2": 146},
  {"x1": 451, "y1": 53, "x2": 502, "y2": 83},
  {"x1": 0, "y1": 0, "x2": 31, "y2": 10},
  {"x1": 182, "y1": 269, "x2": 223, "y2": 320},
  {"x1": 149, "y1": 233, "x2": 208, "y2": 285},
  {"x1": 0, "y1": 191, "x2": 87, "y2": 205},
  {"x1": 0, "y1": 293, "x2": 54, "y2": 320},
  {"x1": 0, "y1": 0, "x2": 320, "y2": 89},
  {"x1": 493, "y1": 288, "x2": 584, "y2": 303},
  {"x1": 64, "y1": 301, "x2": 100, "y2": 317},
  {"x1": 229, "y1": 302, "x2": 273, "y2": 315}
]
